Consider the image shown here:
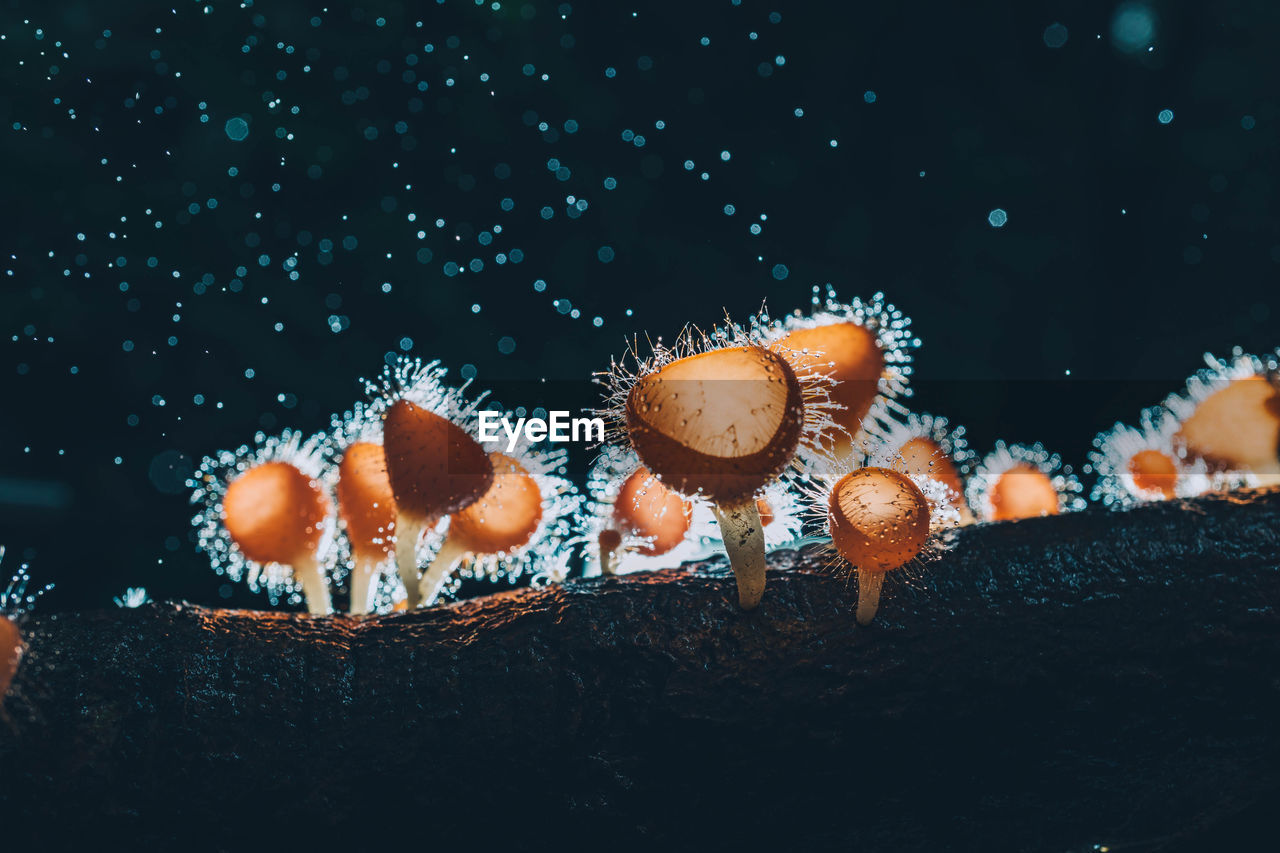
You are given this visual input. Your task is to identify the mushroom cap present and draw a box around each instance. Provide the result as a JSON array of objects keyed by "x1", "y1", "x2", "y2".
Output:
[
  {"x1": 1176, "y1": 377, "x2": 1280, "y2": 474},
  {"x1": 827, "y1": 467, "x2": 931, "y2": 573},
  {"x1": 769, "y1": 321, "x2": 883, "y2": 444},
  {"x1": 1127, "y1": 449, "x2": 1178, "y2": 499},
  {"x1": 448, "y1": 453, "x2": 544, "y2": 555},
  {"x1": 223, "y1": 461, "x2": 330, "y2": 566},
  {"x1": 897, "y1": 436, "x2": 966, "y2": 501},
  {"x1": 612, "y1": 467, "x2": 693, "y2": 556},
  {"x1": 382, "y1": 399, "x2": 495, "y2": 522},
  {"x1": 597, "y1": 528, "x2": 624, "y2": 555},
  {"x1": 989, "y1": 465, "x2": 1059, "y2": 521},
  {"x1": 1, "y1": 617, "x2": 20, "y2": 700},
  {"x1": 336, "y1": 441, "x2": 397, "y2": 562},
  {"x1": 625, "y1": 345, "x2": 805, "y2": 503}
]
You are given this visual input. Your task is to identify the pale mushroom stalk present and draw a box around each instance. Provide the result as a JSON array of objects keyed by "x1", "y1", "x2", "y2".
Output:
[
  {"x1": 712, "y1": 498, "x2": 768, "y2": 609},
  {"x1": 394, "y1": 511, "x2": 426, "y2": 609},
  {"x1": 348, "y1": 558, "x2": 382, "y2": 616},
  {"x1": 855, "y1": 570, "x2": 886, "y2": 625},
  {"x1": 292, "y1": 554, "x2": 334, "y2": 616},
  {"x1": 417, "y1": 535, "x2": 468, "y2": 606}
]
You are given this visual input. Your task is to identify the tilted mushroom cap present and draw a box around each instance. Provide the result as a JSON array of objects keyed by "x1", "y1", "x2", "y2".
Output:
[
  {"x1": 625, "y1": 345, "x2": 804, "y2": 504},
  {"x1": 382, "y1": 398, "x2": 495, "y2": 520},
  {"x1": 223, "y1": 461, "x2": 330, "y2": 566}
]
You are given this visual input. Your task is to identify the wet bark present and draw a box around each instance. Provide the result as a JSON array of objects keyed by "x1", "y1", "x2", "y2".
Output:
[{"x1": 3, "y1": 489, "x2": 1280, "y2": 851}]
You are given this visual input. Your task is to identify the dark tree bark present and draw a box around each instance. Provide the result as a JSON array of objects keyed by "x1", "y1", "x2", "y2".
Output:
[{"x1": 3, "y1": 489, "x2": 1280, "y2": 851}]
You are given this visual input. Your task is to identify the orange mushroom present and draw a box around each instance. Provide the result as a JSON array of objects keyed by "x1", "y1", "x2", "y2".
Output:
[
  {"x1": 600, "y1": 467, "x2": 694, "y2": 573},
  {"x1": 192, "y1": 432, "x2": 337, "y2": 614},
  {"x1": 1089, "y1": 409, "x2": 1205, "y2": 508},
  {"x1": 826, "y1": 467, "x2": 935, "y2": 624},
  {"x1": 1175, "y1": 375, "x2": 1280, "y2": 478},
  {"x1": 417, "y1": 452, "x2": 545, "y2": 604},
  {"x1": 223, "y1": 460, "x2": 334, "y2": 614},
  {"x1": 374, "y1": 360, "x2": 496, "y2": 609},
  {"x1": 622, "y1": 343, "x2": 806, "y2": 609},
  {"x1": 761, "y1": 289, "x2": 916, "y2": 456},
  {"x1": 968, "y1": 442, "x2": 1083, "y2": 522},
  {"x1": 335, "y1": 441, "x2": 397, "y2": 614},
  {"x1": 1127, "y1": 449, "x2": 1179, "y2": 499}
]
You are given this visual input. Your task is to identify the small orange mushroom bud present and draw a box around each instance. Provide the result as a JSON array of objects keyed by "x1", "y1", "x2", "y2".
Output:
[
  {"x1": 989, "y1": 465, "x2": 1060, "y2": 521},
  {"x1": 755, "y1": 497, "x2": 775, "y2": 528},
  {"x1": 1127, "y1": 449, "x2": 1179, "y2": 499},
  {"x1": 969, "y1": 442, "x2": 1083, "y2": 522},
  {"x1": 827, "y1": 467, "x2": 932, "y2": 625},
  {"x1": 624, "y1": 344, "x2": 805, "y2": 609},
  {"x1": 223, "y1": 461, "x2": 333, "y2": 614},
  {"x1": 382, "y1": 398, "x2": 495, "y2": 608},
  {"x1": 419, "y1": 453, "x2": 544, "y2": 605},
  {"x1": 1089, "y1": 410, "x2": 1204, "y2": 508},
  {"x1": 336, "y1": 441, "x2": 397, "y2": 614}
]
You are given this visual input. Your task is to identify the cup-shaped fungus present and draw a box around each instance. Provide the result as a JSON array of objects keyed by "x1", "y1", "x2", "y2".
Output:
[
  {"x1": 818, "y1": 466, "x2": 956, "y2": 625},
  {"x1": 869, "y1": 410, "x2": 976, "y2": 524},
  {"x1": 966, "y1": 441, "x2": 1084, "y2": 522},
  {"x1": 758, "y1": 287, "x2": 917, "y2": 457},
  {"x1": 416, "y1": 435, "x2": 581, "y2": 605},
  {"x1": 328, "y1": 402, "x2": 401, "y2": 614},
  {"x1": 1165, "y1": 350, "x2": 1280, "y2": 483},
  {"x1": 603, "y1": 324, "x2": 832, "y2": 609},
  {"x1": 369, "y1": 358, "x2": 495, "y2": 608},
  {"x1": 1089, "y1": 406, "x2": 1256, "y2": 509},
  {"x1": 581, "y1": 447, "x2": 713, "y2": 577},
  {"x1": 1, "y1": 549, "x2": 52, "y2": 705},
  {"x1": 191, "y1": 431, "x2": 337, "y2": 614}
]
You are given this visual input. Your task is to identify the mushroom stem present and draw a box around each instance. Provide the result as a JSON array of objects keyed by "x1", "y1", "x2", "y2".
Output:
[
  {"x1": 348, "y1": 558, "x2": 381, "y2": 616},
  {"x1": 856, "y1": 568, "x2": 885, "y2": 625},
  {"x1": 600, "y1": 548, "x2": 617, "y2": 576},
  {"x1": 394, "y1": 511, "x2": 426, "y2": 609},
  {"x1": 417, "y1": 535, "x2": 467, "y2": 606},
  {"x1": 293, "y1": 554, "x2": 333, "y2": 616},
  {"x1": 712, "y1": 498, "x2": 768, "y2": 610}
]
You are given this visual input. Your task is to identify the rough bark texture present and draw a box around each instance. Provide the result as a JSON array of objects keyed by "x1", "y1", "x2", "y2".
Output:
[{"x1": 3, "y1": 490, "x2": 1280, "y2": 851}]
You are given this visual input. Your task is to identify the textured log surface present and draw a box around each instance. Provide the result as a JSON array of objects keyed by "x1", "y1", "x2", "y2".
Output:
[{"x1": 3, "y1": 490, "x2": 1280, "y2": 851}]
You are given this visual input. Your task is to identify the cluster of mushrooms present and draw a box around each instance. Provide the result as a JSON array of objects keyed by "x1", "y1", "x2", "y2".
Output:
[{"x1": 184, "y1": 287, "x2": 1280, "y2": 625}]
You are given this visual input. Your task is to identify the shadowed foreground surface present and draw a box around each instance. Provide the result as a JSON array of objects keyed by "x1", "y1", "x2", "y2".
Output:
[{"x1": 3, "y1": 490, "x2": 1280, "y2": 851}]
